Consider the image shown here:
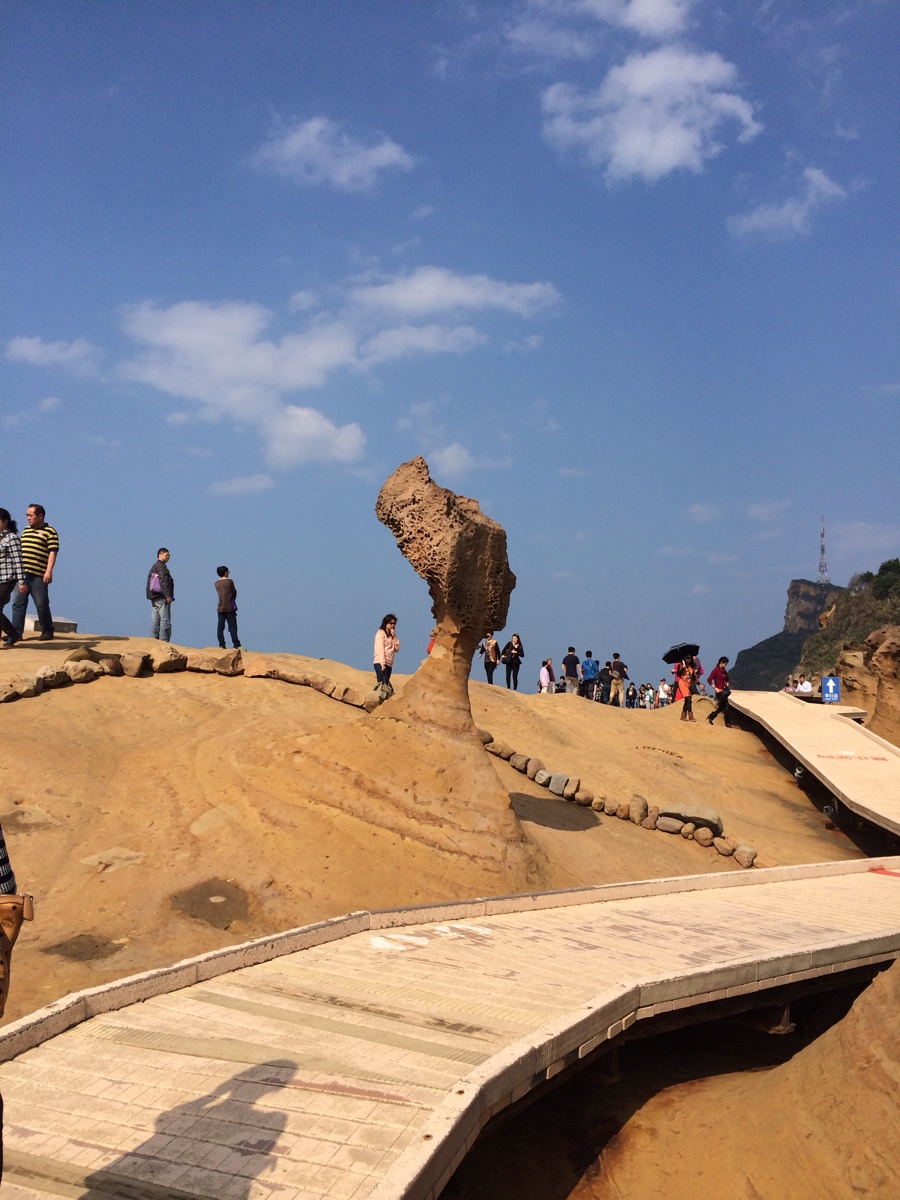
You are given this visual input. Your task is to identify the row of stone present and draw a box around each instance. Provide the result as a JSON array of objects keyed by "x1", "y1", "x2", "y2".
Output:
[
  {"x1": 480, "y1": 730, "x2": 758, "y2": 869},
  {"x1": 0, "y1": 645, "x2": 381, "y2": 713}
]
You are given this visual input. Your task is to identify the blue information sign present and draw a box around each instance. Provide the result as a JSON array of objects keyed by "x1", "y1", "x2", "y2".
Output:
[{"x1": 822, "y1": 675, "x2": 841, "y2": 704}]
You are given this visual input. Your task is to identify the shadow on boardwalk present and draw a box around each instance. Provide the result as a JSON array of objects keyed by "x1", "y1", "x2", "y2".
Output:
[{"x1": 82, "y1": 1058, "x2": 297, "y2": 1199}]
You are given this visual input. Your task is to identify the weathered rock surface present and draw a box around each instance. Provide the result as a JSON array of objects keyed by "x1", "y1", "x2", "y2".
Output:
[
  {"x1": 96, "y1": 656, "x2": 124, "y2": 677},
  {"x1": 575, "y1": 789, "x2": 593, "y2": 807},
  {"x1": 509, "y1": 754, "x2": 530, "y2": 773},
  {"x1": 36, "y1": 665, "x2": 71, "y2": 689},
  {"x1": 148, "y1": 645, "x2": 187, "y2": 673},
  {"x1": 837, "y1": 624, "x2": 900, "y2": 745},
  {"x1": 563, "y1": 777, "x2": 580, "y2": 800},
  {"x1": 603, "y1": 797, "x2": 620, "y2": 817},
  {"x1": 214, "y1": 649, "x2": 244, "y2": 677},
  {"x1": 485, "y1": 741, "x2": 513, "y2": 758},
  {"x1": 526, "y1": 758, "x2": 545, "y2": 780},
  {"x1": 120, "y1": 651, "x2": 150, "y2": 677},
  {"x1": 477, "y1": 728, "x2": 493, "y2": 745},
  {"x1": 185, "y1": 650, "x2": 219, "y2": 673},
  {"x1": 629, "y1": 795, "x2": 648, "y2": 825},
  {"x1": 713, "y1": 836, "x2": 734, "y2": 855},
  {"x1": 64, "y1": 661, "x2": 101, "y2": 684},
  {"x1": 681, "y1": 822, "x2": 696, "y2": 840},
  {"x1": 734, "y1": 844, "x2": 758, "y2": 868},
  {"x1": 534, "y1": 770, "x2": 552, "y2": 787},
  {"x1": 548, "y1": 772, "x2": 568, "y2": 796},
  {"x1": 374, "y1": 455, "x2": 515, "y2": 734},
  {"x1": 657, "y1": 804, "x2": 723, "y2": 836},
  {"x1": 616, "y1": 802, "x2": 631, "y2": 820},
  {"x1": 694, "y1": 826, "x2": 714, "y2": 847},
  {"x1": 641, "y1": 807, "x2": 659, "y2": 830},
  {"x1": 242, "y1": 654, "x2": 279, "y2": 679},
  {"x1": 657, "y1": 816, "x2": 685, "y2": 834}
]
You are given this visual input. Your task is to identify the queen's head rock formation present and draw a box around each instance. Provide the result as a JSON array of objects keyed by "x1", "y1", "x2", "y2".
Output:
[
  {"x1": 374, "y1": 455, "x2": 515, "y2": 735},
  {"x1": 280, "y1": 457, "x2": 538, "y2": 892}
]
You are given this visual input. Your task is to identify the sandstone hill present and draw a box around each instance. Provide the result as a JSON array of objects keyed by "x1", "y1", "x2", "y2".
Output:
[{"x1": 0, "y1": 634, "x2": 869, "y2": 1026}]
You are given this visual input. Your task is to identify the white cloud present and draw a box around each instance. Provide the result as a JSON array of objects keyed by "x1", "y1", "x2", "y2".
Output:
[
  {"x1": 691, "y1": 582, "x2": 711, "y2": 596},
  {"x1": 542, "y1": 45, "x2": 761, "y2": 182},
  {"x1": 429, "y1": 442, "x2": 511, "y2": 480},
  {"x1": 288, "y1": 290, "x2": 318, "y2": 312},
  {"x1": 38, "y1": 395, "x2": 63, "y2": 412},
  {"x1": 686, "y1": 502, "x2": 720, "y2": 523},
  {"x1": 746, "y1": 499, "x2": 792, "y2": 521},
  {"x1": 563, "y1": 0, "x2": 692, "y2": 38},
  {"x1": 120, "y1": 300, "x2": 365, "y2": 467},
  {"x1": 6, "y1": 335, "x2": 99, "y2": 374},
  {"x1": 728, "y1": 167, "x2": 847, "y2": 240},
  {"x1": 504, "y1": 333, "x2": 544, "y2": 353},
  {"x1": 252, "y1": 115, "x2": 413, "y2": 192},
  {"x1": 350, "y1": 266, "x2": 560, "y2": 317},
  {"x1": 505, "y1": 17, "x2": 597, "y2": 61},
  {"x1": 208, "y1": 474, "x2": 276, "y2": 496},
  {"x1": 360, "y1": 323, "x2": 487, "y2": 367},
  {"x1": 559, "y1": 466, "x2": 590, "y2": 476}
]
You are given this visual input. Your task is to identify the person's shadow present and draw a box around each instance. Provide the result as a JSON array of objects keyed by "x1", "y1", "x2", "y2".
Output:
[{"x1": 82, "y1": 1058, "x2": 297, "y2": 1198}]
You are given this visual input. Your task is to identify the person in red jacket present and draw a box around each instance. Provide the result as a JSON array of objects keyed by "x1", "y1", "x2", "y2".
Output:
[{"x1": 707, "y1": 656, "x2": 733, "y2": 727}]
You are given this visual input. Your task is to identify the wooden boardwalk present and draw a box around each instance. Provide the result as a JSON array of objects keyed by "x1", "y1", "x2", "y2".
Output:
[
  {"x1": 1, "y1": 858, "x2": 899, "y2": 1200},
  {"x1": 729, "y1": 690, "x2": 900, "y2": 836}
]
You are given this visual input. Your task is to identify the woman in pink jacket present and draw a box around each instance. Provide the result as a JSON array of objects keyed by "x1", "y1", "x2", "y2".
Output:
[{"x1": 374, "y1": 613, "x2": 400, "y2": 694}]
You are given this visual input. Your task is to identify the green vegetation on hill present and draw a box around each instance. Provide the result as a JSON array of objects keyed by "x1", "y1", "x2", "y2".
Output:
[{"x1": 801, "y1": 559, "x2": 900, "y2": 674}]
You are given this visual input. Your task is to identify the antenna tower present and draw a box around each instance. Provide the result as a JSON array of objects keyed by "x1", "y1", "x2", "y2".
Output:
[{"x1": 818, "y1": 515, "x2": 830, "y2": 584}]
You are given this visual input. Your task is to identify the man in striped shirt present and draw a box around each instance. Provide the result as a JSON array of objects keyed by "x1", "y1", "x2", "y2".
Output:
[{"x1": 11, "y1": 504, "x2": 59, "y2": 642}]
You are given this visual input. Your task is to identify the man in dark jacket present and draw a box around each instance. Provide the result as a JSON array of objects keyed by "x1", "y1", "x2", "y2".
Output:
[
  {"x1": 707, "y1": 656, "x2": 732, "y2": 727},
  {"x1": 598, "y1": 661, "x2": 613, "y2": 704},
  {"x1": 147, "y1": 548, "x2": 174, "y2": 642}
]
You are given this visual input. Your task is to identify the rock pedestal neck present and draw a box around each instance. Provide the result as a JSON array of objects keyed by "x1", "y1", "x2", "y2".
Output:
[{"x1": 374, "y1": 455, "x2": 516, "y2": 736}]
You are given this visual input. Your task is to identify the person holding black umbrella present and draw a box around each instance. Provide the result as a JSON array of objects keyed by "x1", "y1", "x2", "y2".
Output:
[{"x1": 675, "y1": 657, "x2": 697, "y2": 722}]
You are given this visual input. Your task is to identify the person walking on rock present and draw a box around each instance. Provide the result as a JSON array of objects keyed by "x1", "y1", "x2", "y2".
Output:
[
  {"x1": 215, "y1": 566, "x2": 241, "y2": 650},
  {"x1": 374, "y1": 613, "x2": 400, "y2": 695},
  {"x1": 707, "y1": 656, "x2": 733, "y2": 727},
  {"x1": 478, "y1": 632, "x2": 500, "y2": 684},
  {"x1": 147, "y1": 548, "x2": 174, "y2": 642},
  {"x1": 676, "y1": 657, "x2": 697, "y2": 722},
  {"x1": 609, "y1": 653, "x2": 629, "y2": 707},
  {"x1": 561, "y1": 647, "x2": 581, "y2": 694},
  {"x1": 0, "y1": 508, "x2": 26, "y2": 649},
  {"x1": 11, "y1": 504, "x2": 59, "y2": 642},
  {"x1": 501, "y1": 634, "x2": 524, "y2": 691}
]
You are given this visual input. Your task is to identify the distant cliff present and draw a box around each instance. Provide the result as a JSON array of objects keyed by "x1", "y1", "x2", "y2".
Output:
[{"x1": 731, "y1": 579, "x2": 846, "y2": 691}]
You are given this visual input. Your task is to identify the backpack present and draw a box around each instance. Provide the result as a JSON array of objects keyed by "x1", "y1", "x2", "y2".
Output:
[{"x1": 582, "y1": 658, "x2": 598, "y2": 680}]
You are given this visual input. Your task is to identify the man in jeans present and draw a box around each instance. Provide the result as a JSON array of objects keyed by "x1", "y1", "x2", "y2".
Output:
[
  {"x1": 561, "y1": 646, "x2": 581, "y2": 694},
  {"x1": 11, "y1": 504, "x2": 58, "y2": 642},
  {"x1": 147, "y1": 548, "x2": 174, "y2": 641}
]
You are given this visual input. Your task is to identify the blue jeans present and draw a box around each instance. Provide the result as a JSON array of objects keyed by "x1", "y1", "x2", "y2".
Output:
[
  {"x1": 217, "y1": 611, "x2": 240, "y2": 648},
  {"x1": 151, "y1": 597, "x2": 172, "y2": 642},
  {"x1": 11, "y1": 573, "x2": 53, "y2": 636}
]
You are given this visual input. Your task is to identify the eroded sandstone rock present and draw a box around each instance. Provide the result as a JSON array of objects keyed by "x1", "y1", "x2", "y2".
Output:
[{"x1": 374, "y1": 455, "x2": 515, "y2": 733}]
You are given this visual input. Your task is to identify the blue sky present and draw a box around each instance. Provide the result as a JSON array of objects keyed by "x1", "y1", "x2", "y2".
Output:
[{"x1": 2, "y1": 1, "x2": 898, "y2": 685}]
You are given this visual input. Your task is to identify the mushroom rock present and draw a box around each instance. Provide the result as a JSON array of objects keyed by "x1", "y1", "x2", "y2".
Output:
[
  {"x1": 374, "y1": 455, "x2": 516, "y2": 735},
  {"x1": 285, "y1": 457, "x2": 539, "y2": 892}
]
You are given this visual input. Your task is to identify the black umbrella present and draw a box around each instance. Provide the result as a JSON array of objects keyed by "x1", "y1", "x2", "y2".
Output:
[{"x1": 662, "y1": 642, "x2": 699, "y2": 665}]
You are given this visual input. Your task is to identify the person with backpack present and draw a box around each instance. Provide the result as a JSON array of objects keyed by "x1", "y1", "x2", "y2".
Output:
[
  {"x1": 147, "y1": 548, "x2": 174, "y2": 642},
  {"x1": 0, "y1": 508, "x2": 26, "y2": 649},
  {"x1": 580, "y1": 651, "x2": 599, "y2": 700}
]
